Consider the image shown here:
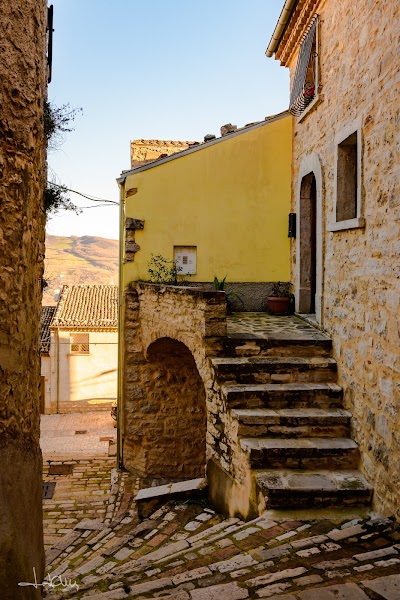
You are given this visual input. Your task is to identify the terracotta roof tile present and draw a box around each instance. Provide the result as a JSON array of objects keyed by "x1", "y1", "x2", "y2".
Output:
[
  {"x1": 40, "y1": 306, "x2": 56, "y2": 353},
  {"x1": 51, "y1": 285, "x2": 118, "y2": 328}
]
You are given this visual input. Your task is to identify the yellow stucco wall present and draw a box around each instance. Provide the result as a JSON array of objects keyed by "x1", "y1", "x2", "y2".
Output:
[{"x1": 120, "y1": 113, "x2": 292, "y2": 287}]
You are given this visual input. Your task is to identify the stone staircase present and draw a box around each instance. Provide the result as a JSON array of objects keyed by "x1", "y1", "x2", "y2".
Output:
[{"x1": 212, "y1": 317, "x2": 373, "y2": 512}]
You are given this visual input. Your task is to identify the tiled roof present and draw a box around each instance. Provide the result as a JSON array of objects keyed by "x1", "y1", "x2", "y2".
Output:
[
  {"x1": 40, "y1": 306, "x2": 56, "y2": 353},
  {"x1": 51, "y1": 285, "x2": 118, "y2": 328}
]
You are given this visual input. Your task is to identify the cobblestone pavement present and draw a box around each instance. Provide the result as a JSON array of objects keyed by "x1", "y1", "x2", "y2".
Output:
[
  {"x1": 226, "y1": 314, "x2": 329, "y2": 341},
  {"x1": 42, "y1": 458, "x2": 400, "y2": 599},
  {"x1": 41, "y1": 412, "x2": 116, "y2": 458}
]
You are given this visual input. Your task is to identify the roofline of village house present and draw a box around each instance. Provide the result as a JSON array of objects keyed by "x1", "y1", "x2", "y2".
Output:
[
  {"x1": 49, "y1": 325, "x2": 118, "y2": 331},
  {"x1": 265, "y1": 0, "x2": 298, "y2": 58},
  {"x1": 117, "y1": 110, "x2": 290, "y2": 183}
]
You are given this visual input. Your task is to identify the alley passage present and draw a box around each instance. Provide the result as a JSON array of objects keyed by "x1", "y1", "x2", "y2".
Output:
[{"x1": 43, "y1": 457, "x2": 400, "y2": 599}]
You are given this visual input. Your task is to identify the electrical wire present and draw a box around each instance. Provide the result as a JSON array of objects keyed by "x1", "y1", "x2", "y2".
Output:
[{"x1": 47, "y1": 181, "x2": 119, "y2": 205}]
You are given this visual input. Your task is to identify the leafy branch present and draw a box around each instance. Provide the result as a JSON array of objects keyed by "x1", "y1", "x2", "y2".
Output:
[{"x1": 148, "y1": 254, "x2": 182, "y2": 285}]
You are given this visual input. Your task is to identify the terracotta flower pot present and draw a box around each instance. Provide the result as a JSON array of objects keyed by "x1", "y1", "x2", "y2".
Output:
[{"x1": 267, "y1": 296, "x2": 291, "y2": 315}]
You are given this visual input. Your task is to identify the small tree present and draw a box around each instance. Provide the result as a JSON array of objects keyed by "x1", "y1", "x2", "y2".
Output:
[{"x1": 44, "y1": 181, "x2": 82, "y2": 217}]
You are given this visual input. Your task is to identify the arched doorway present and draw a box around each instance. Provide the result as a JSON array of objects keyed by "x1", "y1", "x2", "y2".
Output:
[
  {"x1": 299, "y1": 172, "x2": 317, "y2": 314},
  {"x1": 143, "y1": 337, "x2": 206, "y2": 480}
]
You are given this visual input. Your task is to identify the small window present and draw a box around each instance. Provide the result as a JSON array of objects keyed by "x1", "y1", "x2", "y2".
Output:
[
  {"x1": 70, "y1": 333, "x2": 89, "y2": 354},
  {"x1": 174, "y1": 246, "x2": 197, "y2": 275},
  {"x1": 329, "y1": 120, "x2": 364, "y2": 232},
  {"x1": 336, "y1": 132, "x2": 358, "y2": 221}
]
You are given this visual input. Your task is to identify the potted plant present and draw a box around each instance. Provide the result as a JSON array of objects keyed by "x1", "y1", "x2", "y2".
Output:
[
  {"x1": 214, "y1": 276, "x2": 244, "y2": 313},
  {"x1": 267, "y1": 282, "x2": 291, "y2": 315}
]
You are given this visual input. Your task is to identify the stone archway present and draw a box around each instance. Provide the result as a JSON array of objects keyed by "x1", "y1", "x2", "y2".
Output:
[
  {"x1": 298, "y1": 172, "x2": 317, "y2": 314},
  {"x1": 296, "y1": 153, "x2": 323, "y2": 322},
  {"x1": 127, "y1": 337, "x2": 207, "y2": 480}
]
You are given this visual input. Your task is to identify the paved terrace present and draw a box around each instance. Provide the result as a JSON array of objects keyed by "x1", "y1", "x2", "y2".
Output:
[{"x1": 226, "y1": 313, "x2": 328, "y2": 341}]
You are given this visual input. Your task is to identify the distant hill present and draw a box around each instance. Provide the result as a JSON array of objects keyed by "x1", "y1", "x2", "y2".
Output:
[{"x1": 43, "y1": 234, "x2": 119, "y2": 305}]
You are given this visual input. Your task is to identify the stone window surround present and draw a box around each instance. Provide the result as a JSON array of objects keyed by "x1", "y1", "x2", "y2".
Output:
[{"x1": 328, "y1": 116, "x2": 365, "y2": 232}]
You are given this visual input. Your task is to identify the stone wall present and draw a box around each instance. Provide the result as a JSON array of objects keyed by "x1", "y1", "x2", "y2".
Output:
[
  {"x1": 180, "y1": 282, "x2": 291, "y2": 312},
  {"x1": 0, "y1": 0, "x2": 47, "y2": 596},
  {"x1": 122, "y1": 283, "x2": 227, "y2": 481},
  {"x1": 130, "y1": 139, "x2": 197, "y2": 168},
  {"x1": 286, "y1": 0, "x2": 400, "y2": 516}
]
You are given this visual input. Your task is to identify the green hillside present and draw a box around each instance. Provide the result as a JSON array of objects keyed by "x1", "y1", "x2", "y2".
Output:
[{"x1": 43, "y1": 234, "x2": 119, "y2": 305}]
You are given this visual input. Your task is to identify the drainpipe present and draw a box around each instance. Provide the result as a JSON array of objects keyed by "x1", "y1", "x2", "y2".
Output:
[
  {"x1": 265, "y1": 0, "x2": 298, "y2": 57},
  {"x1": 117, "y1": 180, "x2": 125, "y2": 469},
  {"x1": 56, "y1": 329, "x2": 60, "y2": 414}
]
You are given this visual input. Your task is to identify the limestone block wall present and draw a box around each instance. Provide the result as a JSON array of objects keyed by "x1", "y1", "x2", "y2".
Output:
[
  {"x1": 130, "y1": 139, "x2": 196, "y2": 168},
  {"x1": 0, "y1": 0, "x2": 47, "y2": 595},
  {"x1": 121, "y1": 283, "x2": 230, "y2": 481},
  {"x1": 289, "y1": 0, "x2": 400, "y2": 515}
]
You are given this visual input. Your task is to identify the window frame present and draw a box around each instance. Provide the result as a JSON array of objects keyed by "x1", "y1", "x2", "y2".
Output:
[
  {"x1": 69, "y1": 332, "x2": 90, "y2": 355},
  {"x1": 290, "y1": 16, "x2": 320, "y2": 120},
  {"x1": 329, "y1": 117, "x2": 365, "y2": 232}
]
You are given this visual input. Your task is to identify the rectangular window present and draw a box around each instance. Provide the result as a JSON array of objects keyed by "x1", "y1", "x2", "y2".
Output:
[
  {"x1": 329, "y1": 119, "x2": 365, "y2": 232},
  {"x1": 174, "y1": 246, "x2": 197, "y2": 275},
  {"x1": 70, "y1": 333, "x2": 90, "y2": 354},
  {"x1": 336, "y1": 132, "x2": 358, "y2": 221}
]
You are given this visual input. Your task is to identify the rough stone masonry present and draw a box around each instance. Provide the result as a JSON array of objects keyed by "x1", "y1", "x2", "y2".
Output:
[{"x1": 0, "y1": 1, "x2": 48, "y2": 597}]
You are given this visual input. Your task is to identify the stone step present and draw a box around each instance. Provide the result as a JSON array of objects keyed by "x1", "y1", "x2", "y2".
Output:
[
  {"x1": 222, "y1": 382, "x2": 343, "y2": 409},
  {"x1": 222, "y1": 335, "x2": 332, "y2": 358},
  {"x1": 232, "y1": 408, "x2": 351, "y2": 438},
  {"x1": 212, "y1": 356, "x2": 337, "y2": 384},
  {"x1": 256, "y1": 469, "x2": 373, "y2": 509},
  {"x1": 240, "y1": 437, "x2": 359, "y2": 469},
  {"x1": 135, "y1": 478, "x2": 207, "y2": 519}
]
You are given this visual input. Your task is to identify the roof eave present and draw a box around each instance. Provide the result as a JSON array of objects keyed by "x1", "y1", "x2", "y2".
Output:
[{"x1": 266, "y1": 0, "x2": 298, "y2": 58}]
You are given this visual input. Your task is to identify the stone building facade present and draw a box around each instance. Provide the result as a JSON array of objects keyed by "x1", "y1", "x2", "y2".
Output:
[
  {"x1": 0, "y1": 0, "x2": 47, "y2": 596},
  {"x1": 267, "y1": 0, "x2": 400, "y2": 516}
]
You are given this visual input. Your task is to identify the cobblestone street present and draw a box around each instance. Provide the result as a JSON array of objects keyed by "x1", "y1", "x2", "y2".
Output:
[{"x1": 42, "y1": 456, "x2": 400, "y2": 599}]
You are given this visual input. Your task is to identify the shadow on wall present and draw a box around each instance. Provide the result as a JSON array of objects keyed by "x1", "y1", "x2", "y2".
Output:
[{"x1": 142, "y1": 337, "x2": 207, "y2": 480}]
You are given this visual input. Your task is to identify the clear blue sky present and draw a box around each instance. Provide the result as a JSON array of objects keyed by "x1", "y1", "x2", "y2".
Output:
[{"x1": 47, "y1": 0, "x2": 288, "y2": 240}]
